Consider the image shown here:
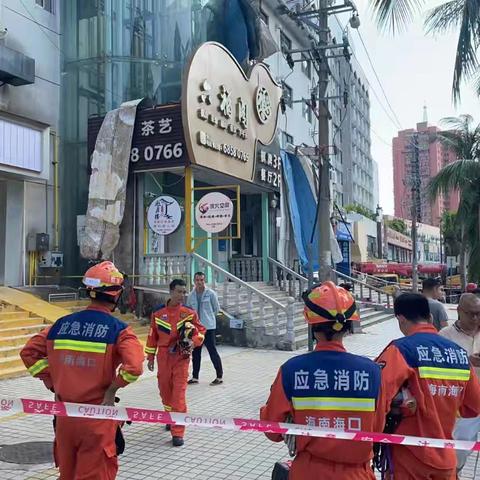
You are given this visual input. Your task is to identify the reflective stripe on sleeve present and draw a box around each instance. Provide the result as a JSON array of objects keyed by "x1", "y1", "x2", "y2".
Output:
[
  {"x1": 119, "y1": 369, "x2": 139, "y2": 384},
  {"x1": 27, "y1": 358, "x2": 49, "y2": 377},
  {"x1": 145, "y1": 346, "x2": 157, "y2": 355}
]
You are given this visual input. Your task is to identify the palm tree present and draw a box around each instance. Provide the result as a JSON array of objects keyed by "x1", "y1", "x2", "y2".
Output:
[
  {"x1": 370, "y1": 0, "x2": 480, "y2": 102},
  {"x1": 428, "y1": 115, "x2": 480, "y2": 287}
]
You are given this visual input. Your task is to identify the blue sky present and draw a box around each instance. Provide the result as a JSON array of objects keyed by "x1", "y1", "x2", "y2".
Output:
[{"x1": 339, "y1": 0, "x2": 480, "y2": 214}]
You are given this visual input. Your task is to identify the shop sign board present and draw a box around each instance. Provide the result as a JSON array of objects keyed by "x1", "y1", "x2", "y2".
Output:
[
  {"x1": 256, "y1": 139, "x2": 281, "y2": 191},
  {"x1": 147, "y1": 196, "x2": 182, "y2": 235},
  {"x1": 195, "y1": 192, "x2": 234, "y2": 233},
  {"x1": 88, "y1": 104, "x2": 188, "y2": 172},
  {"x1": 182, "y1": 42, "x2": 282, "y2": 184},
  {"x1": 386, "y1": 227, "x2": 412, "y2": 250}
]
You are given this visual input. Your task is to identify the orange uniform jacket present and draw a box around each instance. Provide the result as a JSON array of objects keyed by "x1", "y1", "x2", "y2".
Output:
[
  {"x1": 21, "y1": 305, "x2": 144, "y2": 403},
  {"x1": 260, "y1": 341, "x2": 387, "y2": 467},
  {"x1": 377, "y1": 323, "x2": 480, "y2": 470},
  {"x1": 145, "y1": 303, "x2": 205, "y2": 360}
]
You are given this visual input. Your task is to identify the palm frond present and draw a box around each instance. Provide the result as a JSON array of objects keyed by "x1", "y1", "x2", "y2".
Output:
[
  {"x1": 424, "y1": 0, "x2": 465, "y2": 34},
  {"x1": 370, "y1": 0, "x2": 424, "y2": 33},
  {"x1": 427, "y1": 159, "x2": 480, "y2": 200},
  {"x1": 451, "y1": 0, "x2": 480, "y2": 103}
]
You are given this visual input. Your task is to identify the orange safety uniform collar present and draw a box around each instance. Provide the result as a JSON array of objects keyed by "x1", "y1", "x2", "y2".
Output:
[
  {"x1": 407, "y1": 323, "x2": 438, "y2": 336},
  {"x1": 314, "y1": 340, "x2": 346, "y2": 353}
]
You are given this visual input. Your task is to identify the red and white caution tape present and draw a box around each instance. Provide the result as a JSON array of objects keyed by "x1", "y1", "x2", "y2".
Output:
[{"x1": 0, "y1": 396, "x2": 478, "y2": 452}]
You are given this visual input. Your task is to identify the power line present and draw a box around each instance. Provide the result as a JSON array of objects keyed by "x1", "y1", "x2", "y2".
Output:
[
  {"x1": 332, "y1": 16, "x2": 402, "y2": 133},
  {"x1": 355, "y1": 29, "x2": 403, "y2": 130},
  {"x1": 371, "y1": 127, "x2": 392, "y2": 147}
]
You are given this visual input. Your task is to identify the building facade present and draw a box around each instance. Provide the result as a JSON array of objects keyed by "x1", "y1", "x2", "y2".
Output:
[
  {"x1": 335, "y1": 53, "x2": 378, "y2": 212},
  {"x1": 0, "y1": 0, "x2": 60, "y2": 286},
  {"x1": 393, "y1": 121, "x2": 460, "y2": 227}
]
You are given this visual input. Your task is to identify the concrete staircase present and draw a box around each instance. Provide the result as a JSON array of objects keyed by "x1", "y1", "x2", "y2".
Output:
[
  {"x1": 218, "y1": 281, "x2": 394, "y2": 350},
  {"x1": 0, "y1": 302, "x2": 51, "y2": 379}
]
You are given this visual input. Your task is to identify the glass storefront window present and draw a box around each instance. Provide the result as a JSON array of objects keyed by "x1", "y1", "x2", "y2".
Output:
[{"x1": 60, "y1": 0, "x2": 209, "y2": 275}]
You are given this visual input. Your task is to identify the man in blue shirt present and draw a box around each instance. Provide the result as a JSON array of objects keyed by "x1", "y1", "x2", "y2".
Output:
[{"x1": 186, "y1": 272, "x2": 223, "y2": 385}]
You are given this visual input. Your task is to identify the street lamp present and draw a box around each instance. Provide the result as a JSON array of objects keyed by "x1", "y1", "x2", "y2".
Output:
[{"x1": 376, "y1": 205, "x2": 383, "y2": 259}]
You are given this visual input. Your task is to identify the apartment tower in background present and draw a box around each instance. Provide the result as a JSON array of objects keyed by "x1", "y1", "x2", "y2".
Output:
[{"x1": 393, "y1": 121, "x2": 459, "y2": 227}]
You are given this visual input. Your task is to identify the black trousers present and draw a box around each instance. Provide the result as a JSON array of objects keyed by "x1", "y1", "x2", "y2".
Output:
[{"x1": 192, "y1": 329, "x2": 223, "y2": 379}]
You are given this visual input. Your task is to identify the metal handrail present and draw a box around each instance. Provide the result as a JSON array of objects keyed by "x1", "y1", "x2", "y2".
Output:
[
  {"x1": 333, "y1": 269, "x2": 393, "y2": 308},
  {"x1": 351, "y1": 269, "x2": 400, "y2": 286},
  {"x1": 193, "y1": 253, "x2": 286, "y2": 311}
]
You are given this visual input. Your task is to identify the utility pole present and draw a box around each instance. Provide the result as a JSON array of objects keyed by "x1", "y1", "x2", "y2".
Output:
[
  {"x1": 411, "y1": 134, "x2": 420, "y2": 292},
  {"x1": 317, "y1": 0, "x2": 332, "y2": 285},
  {"x1": 278, "y1": 0, "x2": 359, "y2": 350}
]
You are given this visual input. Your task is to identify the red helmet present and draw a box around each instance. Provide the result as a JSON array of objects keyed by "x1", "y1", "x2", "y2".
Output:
[
  {"x1": 303, "y1": 281, "x2": 359, "y2": 331},
  {"x1": 82, "y1": 261, "x2": 124, "y2": 301},
  {"x1": 466, "y1": 283, "x2": 478, "y2": 293}
]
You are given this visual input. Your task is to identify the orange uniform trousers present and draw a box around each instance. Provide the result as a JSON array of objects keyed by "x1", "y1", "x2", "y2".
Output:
[
  {"x1": 54, "y1": 416, "x2": 118, "y2": 480},
  {"x1": 386, "y1": 446, "x2": 456, "y2": 480},
  {"x1": 290, "y1": 451, "x2": 375, "y2": 480},
  {"x1": 157, "y1": 349, "x2": 189, "y2": 438}
]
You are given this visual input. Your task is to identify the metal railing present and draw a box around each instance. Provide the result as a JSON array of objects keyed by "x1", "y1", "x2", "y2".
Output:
[
  {"x1": 269, "y1": 257, "x2": 308, "y2": 301},
  {"x1": 333, "y1": 270, "x2": 394, "y2": 309},
  {"x1": 193, "y1": 253, "x2": 295, "y2": 345}
]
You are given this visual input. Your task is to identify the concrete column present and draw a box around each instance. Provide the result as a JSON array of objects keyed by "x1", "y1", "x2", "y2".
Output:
[
  {"x1": 2, "y1": 180, "x2": 25, "y2": 286},
  {"x1": 261, "y1": 193, "x2": 270, "y2": 283}
]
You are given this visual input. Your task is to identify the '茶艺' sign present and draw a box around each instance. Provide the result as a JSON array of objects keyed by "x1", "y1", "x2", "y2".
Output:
[
  {"x1": 88, "y1": 104, "x2": 188, "y2": 172},
  {"x1": 181, "y1": 42, "x2": 282, "y2": 183}
]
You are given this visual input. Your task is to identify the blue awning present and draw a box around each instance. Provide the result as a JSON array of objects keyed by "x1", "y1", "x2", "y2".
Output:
[{"x1": 281, "y1": 150, "x2": 319, "y2": 273}]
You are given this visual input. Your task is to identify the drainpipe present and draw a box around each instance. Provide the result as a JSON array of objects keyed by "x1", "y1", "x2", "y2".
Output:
[{"x1": 52, "y1": 132, "x2": 60, "y2": 250}]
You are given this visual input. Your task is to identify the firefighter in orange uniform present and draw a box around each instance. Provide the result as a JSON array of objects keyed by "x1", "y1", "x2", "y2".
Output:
[
  {"x1": 260, "y1": 281, "x2": 386, "y2": 480},
  {"x1": 376, "y1": 293, "x2": 480, "y2": 479},
  {"x1": 20, "y1": 261, "x2": 144, "y2": 480},
  {"x1": 145, "y1": 278, "x2": 205, "y2": 446}
]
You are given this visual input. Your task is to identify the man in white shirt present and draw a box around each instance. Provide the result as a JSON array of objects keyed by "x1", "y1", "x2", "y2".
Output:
[{"x1": 440, "y1": 293, "x2": 480, "y2": 473}]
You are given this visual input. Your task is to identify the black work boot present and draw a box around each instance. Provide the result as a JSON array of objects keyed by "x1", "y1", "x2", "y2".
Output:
[{"x1": 172, "y1": 436, "x2": 184, "y2": 447}]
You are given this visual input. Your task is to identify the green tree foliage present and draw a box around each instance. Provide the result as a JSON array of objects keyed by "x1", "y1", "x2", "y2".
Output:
[
  {"x1": 344, "y1": 204, "x2": 376, "y2": 221},
  {"x1": 386, "y1": 218, "x2": 408, "y2": 235},
  {"x1": 428, "y1": 115, "x2": 480, "y2": 284}
]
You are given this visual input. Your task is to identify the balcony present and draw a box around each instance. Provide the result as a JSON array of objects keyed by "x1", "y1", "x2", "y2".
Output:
[{"x1": 0, "y1": 44, "x2": 35, "y2": 86}]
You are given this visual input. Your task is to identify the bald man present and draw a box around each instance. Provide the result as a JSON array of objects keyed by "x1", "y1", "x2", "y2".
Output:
[{"x1": 440, "y1": 293, "x2": 480, "y2": 473}]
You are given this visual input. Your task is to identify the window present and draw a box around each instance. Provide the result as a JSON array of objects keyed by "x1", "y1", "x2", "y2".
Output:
[
  {"x1": 36, "y1": 0, "x2": 55, "y2": 13},
  {"x1": 303, "y1": 100, "x2": 312, "y2": 123},
  {"x1": 280, "y1": 31, "x2": 292, "y2": 53},
  {"x1": 282, "y1": 131, "x2": 294, "y2": 147},
  {"x1": 260, "y1": 9, "x2": 269, "y2": 25},
  {"x1": 282, "y1": 82, "x2": 293, "y2": 108},
  {"x1": 301, "y1": 53, "x2": 311, "y2": 78}
]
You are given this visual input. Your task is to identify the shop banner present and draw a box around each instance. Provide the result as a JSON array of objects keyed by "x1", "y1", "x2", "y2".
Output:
[{"x1": 195, "y1": 192, "x2": 234, "y2": 233}]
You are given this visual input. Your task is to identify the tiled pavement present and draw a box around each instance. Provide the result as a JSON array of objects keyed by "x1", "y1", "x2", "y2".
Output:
[{"x1": 0, "y1": 313, "x2": 478, "y2": 479}]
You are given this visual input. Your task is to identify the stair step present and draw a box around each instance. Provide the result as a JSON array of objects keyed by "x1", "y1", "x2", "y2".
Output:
[
  {"x1": 0, "y1": 334, "x2": 33, "y2": 348},
  {"x1": 0, "y1": 345, "x2": 26, "y2": 359},
  {"x1": 0, "y1": 317, "x2": 47, "y2": 329},
  {"x1": 0, "y1": 311, "x2": 30, "y2": 320},
  {"x1": 0, "y1": 355, "x2": 24, "y2": 371},
  {"x1": 0, "y1": 365, "x2": 28, "y2": 380},
  {"x1": 0, "y1": 324, "x2": 47, "y2": 338}
]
